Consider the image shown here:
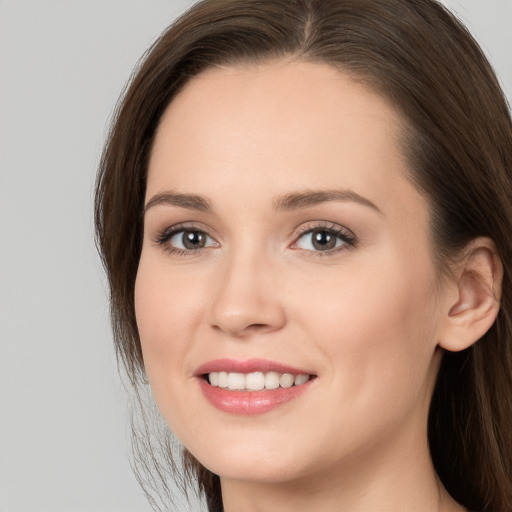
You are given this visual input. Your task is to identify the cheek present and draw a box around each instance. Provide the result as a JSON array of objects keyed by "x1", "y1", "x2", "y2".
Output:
[
  {"x1": 294, "y1": 250, "x2": 440, "y2": 402},
  {"x1": 134, "y1": 254, "x2": 202, "y2": 392},
  {"x1": 134, "y1": 257, "x2": 209, "y2": 441},
  {"x1": 296, "y1": 249, "x2": 437, "y2": 341},
  {"x1": 285, "y1": 259, "x2": 440, "y2": 464}
]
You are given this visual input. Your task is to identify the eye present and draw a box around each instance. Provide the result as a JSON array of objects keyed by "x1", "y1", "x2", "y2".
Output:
[
  {"x1": 293, "y1": 225, "x2": 356, "y2": 253},
  {"x1": 153, "y1": 226, "x2": 218, "y2": 255},
  {"x1": 169, "y1": 229, "x2": 216, "y2": 250}
]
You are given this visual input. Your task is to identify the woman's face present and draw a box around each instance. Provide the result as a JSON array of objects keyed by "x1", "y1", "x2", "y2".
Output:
[{"x1": 135, "y1": 61, "x2": 447, "y2": 485}]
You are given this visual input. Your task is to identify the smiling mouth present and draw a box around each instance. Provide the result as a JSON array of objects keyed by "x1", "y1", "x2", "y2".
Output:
[{"x1": 204, "y1": 371, "x2": 314, "y2": 391}]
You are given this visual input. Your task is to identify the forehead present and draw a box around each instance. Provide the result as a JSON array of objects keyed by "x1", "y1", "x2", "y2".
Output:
[{"x1": 147, "y1": 60, "x2": 422, "y2": 220}]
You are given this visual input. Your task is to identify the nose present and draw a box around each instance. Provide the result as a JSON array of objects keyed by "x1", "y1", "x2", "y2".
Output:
[{"x1": 207, "y1": 250, "x2": 287, "y2": 338}]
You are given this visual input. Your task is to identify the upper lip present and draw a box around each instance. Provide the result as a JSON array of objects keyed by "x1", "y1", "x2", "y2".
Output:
[{"x1": 194, "y1": 358, "x2": 314, "y2": 376}]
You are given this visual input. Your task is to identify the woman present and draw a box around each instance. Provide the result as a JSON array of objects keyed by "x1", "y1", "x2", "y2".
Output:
[{"x1": 95, "y1": 0, "x2": 512, "y2": 510}]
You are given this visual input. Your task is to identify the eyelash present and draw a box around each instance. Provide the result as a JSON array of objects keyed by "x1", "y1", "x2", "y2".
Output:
[
  {"x1": 152, "y1": 223, "x2": 216, "y2": 257},
  {"x1": 291, "y1": 222, "x2": 357, "y2": 257},
  {"x1": 152, "y1": 222, "x2": 357, "y2": 257}
]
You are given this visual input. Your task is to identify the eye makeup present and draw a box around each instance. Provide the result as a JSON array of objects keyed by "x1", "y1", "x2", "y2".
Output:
[
  {"x1": 151, "y1": 219, "x2": 357, "y2": 258},
  {"x1": 290, "y1": 221, "x2": 357, "y2": 257}
]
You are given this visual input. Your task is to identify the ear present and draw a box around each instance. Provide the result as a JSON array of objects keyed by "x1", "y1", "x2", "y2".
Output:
[{"x1": 438, "y1": 238, "x2": 502, "y2": 352}]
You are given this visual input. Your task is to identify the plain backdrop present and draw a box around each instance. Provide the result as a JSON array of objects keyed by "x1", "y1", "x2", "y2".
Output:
[{"x1": 0, "y1": 1, "x2": 510, "y2": 511}]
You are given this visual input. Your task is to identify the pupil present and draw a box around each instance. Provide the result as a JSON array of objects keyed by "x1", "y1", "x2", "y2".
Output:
[
  {"x1": 312, "y1": 230, "x2": 335, "y2": 250},
  {"x1": 183, "y1": 230, "x2": 205, "y2": 249}
]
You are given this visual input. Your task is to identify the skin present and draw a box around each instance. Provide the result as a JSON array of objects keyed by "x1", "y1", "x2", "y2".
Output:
[{"x1": 134, "y1": 60, "x2": 492, "y2": 511}]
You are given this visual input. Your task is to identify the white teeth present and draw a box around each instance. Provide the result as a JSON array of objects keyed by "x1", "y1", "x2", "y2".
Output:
[
  {"x1": 245, "y1": 372, "x2": 265, "y2": 391},
  {"x1": 227, "y1": 372, "x2": 245, "y2": 390},
  {"x1": 209, "y1": 372, "x2": 219, "y2": 386},
  {"x1": 294, "y1": 374, "x2": 309, "y2": 386},
  {"x1": 207, "y1": 371, "x2": 311, "y2": 390},
  {"x1": 265, "y1": 371, "x2": 280, "y2": 389},
  {"x1": 279, "y1": 373, "x2": 294, "y2": 388},
  {"x1": 217, "y1": 371, "x2": 228, "y2": 388}
]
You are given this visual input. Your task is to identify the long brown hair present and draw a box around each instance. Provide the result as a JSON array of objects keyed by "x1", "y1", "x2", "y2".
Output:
[{"x1": 95, "y1": 1, "x2": 512, "y2": 510}]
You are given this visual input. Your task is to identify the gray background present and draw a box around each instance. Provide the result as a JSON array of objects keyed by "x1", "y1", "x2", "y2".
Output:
[{"x1": 0, "y1": 1, "x2": 510, "y2": 511}]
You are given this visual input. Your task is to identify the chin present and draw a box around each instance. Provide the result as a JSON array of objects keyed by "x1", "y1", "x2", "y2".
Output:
[
  {"x1": 186, "y1": 432, "x2": 323, "y2": 485},
  {"x1": 203, "y1": 457, "x2": 310, "y2": 485}
]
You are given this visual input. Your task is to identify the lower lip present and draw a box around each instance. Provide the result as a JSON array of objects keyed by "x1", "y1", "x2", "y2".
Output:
[{"x1": 198, "y1": 378, "x2": 313, "y2": 415}]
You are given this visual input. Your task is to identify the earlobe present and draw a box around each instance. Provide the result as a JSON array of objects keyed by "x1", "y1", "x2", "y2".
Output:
[{"x1": 438, "y1": 238, "x2": 502, "y2": 352}]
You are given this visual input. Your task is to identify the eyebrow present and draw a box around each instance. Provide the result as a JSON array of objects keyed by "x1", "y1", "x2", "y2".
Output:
[
  {"x1": 144, "y1": 191, "x2": 212, "y2": 214},
  {"x1": 273, "y1": 189, "x2": 382, "y2": 214},
  {"x1": 143, "y1": 188, "x2": 382, "y2": 215}
]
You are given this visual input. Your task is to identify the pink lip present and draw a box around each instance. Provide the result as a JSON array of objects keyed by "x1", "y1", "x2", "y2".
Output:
[
  {"x1": 195, "y1": 358, "x2": 316, "y2": 415},
  {"x1": 194, "y1": 358, "x2": 312, "y2": 376}
]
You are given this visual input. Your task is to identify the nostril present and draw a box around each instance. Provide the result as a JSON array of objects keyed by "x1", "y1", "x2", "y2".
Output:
[{"x1": 248, "y1": 323, "x2": 270, "y2": 330}]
